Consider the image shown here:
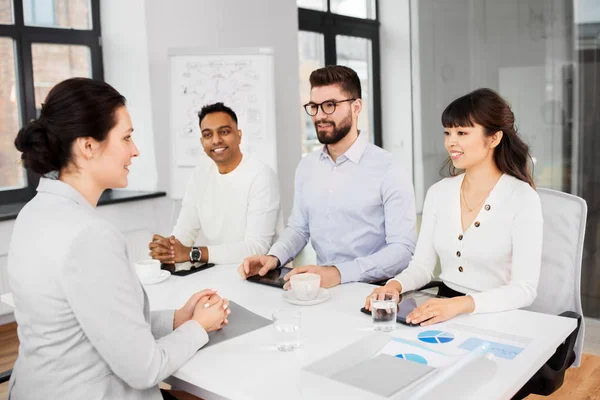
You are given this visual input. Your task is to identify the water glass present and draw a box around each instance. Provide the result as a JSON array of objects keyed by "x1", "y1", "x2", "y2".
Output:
[
  {"x1": 370, "y1": 293, "x2": 399, "y2": 332},
  {"x1": 273, "y1": 309, "x2": 301, "y2": 351}
]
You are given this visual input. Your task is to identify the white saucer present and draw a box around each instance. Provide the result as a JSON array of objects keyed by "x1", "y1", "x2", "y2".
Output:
[
  {"x1": 140, "y1": 270, "x2": 171, "y2": 285},
  {"x1": 283, "y1": 288, "x2": 330, "y2": 306}
]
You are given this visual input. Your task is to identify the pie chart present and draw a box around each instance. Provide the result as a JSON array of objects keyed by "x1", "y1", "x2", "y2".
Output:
[
  {"x1": 395, "y1": 353, "x2": 428, "y2": 365},
  {"x1": 417, "y1": 330, "x2": 455, "y2": 344}
]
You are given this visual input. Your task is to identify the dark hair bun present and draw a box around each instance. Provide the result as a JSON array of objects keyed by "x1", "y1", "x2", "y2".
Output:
[
  {"x1": 14, "y1": 119, "x2": 61, "y2": 175},
  {"x1": 13, "y1": 78, "x2": 126, "y2": 175}
]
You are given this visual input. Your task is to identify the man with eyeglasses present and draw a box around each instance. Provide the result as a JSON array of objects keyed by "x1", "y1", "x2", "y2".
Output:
[{"x1": 238, "y1": 65, "x2": 417, "y2": 288}]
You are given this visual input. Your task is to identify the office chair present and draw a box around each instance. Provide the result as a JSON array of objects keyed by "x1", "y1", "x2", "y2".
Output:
[{"x1": 512, "y1": 188, "x2": 587, "y2": 399}]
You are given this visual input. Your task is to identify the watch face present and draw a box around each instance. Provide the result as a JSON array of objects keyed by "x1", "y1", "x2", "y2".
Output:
[{"x1": 191, "y1": 248, "x2": 201, "y2": 261}]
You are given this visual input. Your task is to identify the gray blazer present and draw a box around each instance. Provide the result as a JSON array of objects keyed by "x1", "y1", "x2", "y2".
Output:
[{"x1": 7, "y1": 178, "x2": 208, "y2": 399}]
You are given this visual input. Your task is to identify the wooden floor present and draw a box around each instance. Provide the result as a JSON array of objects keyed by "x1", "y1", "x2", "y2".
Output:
[{"x1": 1, "y1": 322, "x2": 599, "y2": 400}]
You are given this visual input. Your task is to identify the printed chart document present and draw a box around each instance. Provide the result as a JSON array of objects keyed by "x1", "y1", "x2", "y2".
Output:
[{"x1": 304, "y1": 320, "x2": 525, "y2": 399}]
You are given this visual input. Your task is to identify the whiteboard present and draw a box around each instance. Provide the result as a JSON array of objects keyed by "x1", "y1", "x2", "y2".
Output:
[{"x1": 168, "y1": 47, "x2": 277, "y2": 199}]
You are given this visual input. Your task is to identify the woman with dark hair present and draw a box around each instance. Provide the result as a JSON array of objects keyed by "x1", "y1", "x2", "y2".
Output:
[
  {"x1": 365, "y1": 88, "x2": 543, "y2": 325},
  {"x1": 8, "y1": 78, "x2": 230, "y2": 399}
]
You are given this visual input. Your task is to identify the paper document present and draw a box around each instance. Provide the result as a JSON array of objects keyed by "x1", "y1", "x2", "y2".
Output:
[{"x1": 377, "y1": 337, "x2": 460, "y2": 368}]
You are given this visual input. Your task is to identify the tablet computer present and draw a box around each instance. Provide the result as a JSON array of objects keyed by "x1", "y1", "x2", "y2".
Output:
[
  {"x1": 246, "y1": 267, "x2": 293, "y2": 289},
  {"x1": 360, "y1": 291, "x2": 441, "y2": 326}
]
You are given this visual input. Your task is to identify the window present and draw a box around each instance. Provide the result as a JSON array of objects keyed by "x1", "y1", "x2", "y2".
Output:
[
  {"x1": 297, "y1": 0, "x2": 381, "y2": 156},
  {"x1": 0, "y1": 0, "x2": 102, "y2": 205}
]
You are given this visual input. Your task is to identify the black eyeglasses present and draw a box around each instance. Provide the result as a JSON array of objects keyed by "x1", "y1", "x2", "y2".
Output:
[{"x1": 303, "y1": 98, "x2": 356, "y2": 116}]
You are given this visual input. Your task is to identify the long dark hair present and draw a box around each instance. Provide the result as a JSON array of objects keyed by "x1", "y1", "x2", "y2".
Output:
[
  {"x1": 14, "y1": 78, "x2": 126, "y2": 175},
  {"x1": 441, "y1": 88, "x2": 535, "y2": 187}
]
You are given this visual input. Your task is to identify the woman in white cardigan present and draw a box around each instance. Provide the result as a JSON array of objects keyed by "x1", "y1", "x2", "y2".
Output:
[
  {"x1": 9, "y1": 78, "x2": 230, "y2": 400},
  {"x1": 365, "y1": 88, "x2": 543, "y2": 326}
]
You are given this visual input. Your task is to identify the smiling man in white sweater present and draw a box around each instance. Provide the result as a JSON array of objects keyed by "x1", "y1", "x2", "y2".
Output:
[{"x1": 149, "y1": 103, "x2": 280, "y2": 266}]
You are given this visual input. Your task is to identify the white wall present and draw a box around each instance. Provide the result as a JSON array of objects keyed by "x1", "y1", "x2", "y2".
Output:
[
  {"x1": 144, "y1": 0, "x2": 301, "y2": 221},
  {"x1": 100, "y1": 0, "x2": 158, "y2": 191},
  {"x1": 379, "y1": 0, "x2": 414, "y2": 180}
]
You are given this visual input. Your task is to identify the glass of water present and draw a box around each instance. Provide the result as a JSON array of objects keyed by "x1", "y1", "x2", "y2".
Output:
[
  {"x1": 370, "y1": 293, "x2": 399, "y2": 332},
  {"x1": 273, "y1": 309, "x2": 301, "y2": 351}
]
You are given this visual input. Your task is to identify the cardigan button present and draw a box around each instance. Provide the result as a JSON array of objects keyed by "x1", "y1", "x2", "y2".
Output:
[
  {"x1": 484, "y1": 204, "x2": 491, "y2": 211},
  {"x1": 456, "y1": 251, "x2": 461, "y2": 257},
  {"x1": 458, "y1": 234, "x2": 463, "y2": 240},
  {"x1": 458, "y1": 266, "x2": 464, "y2": 272},
  {"x1": 474, "y1": 221, "x2": 481, "y2": 227}
]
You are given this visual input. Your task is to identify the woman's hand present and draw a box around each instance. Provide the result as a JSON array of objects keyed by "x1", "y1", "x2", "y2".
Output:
[
  {"x1": 406, "y1": 296, "x2": 475, "y2": 326},
  {"x1": 192, "y1": 294, "x2": 230, "y2": 332},
  {"x1": 173, "y1": 289, "x2": 217, "y2": 329},
  {"x1": 364, "y1": 281, "x2": 402, "y2": 311}
]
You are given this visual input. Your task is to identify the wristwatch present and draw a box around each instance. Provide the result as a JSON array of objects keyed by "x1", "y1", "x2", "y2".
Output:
[{"x1": 189, "y1": 246, "x2": 201, "y2": 263}]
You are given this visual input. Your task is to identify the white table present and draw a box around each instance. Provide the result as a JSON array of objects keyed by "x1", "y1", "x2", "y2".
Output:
[{"x1": 144, "y1": 264, "x2": 577, "y2": 400}]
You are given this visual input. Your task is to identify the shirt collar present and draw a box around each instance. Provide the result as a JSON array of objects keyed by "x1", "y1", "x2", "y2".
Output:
[
  {"x1": 36, "y1": 174, "x2": 94, "y2": 210},
  {"x1": 319, "y1": 131, "x2": 368, "y2": 164}
]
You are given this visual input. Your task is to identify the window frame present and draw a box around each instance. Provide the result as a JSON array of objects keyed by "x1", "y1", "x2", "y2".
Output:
[
  {"x1": 298, "y1": 0, "x2": 382, "y2": 147},
  {"x1": 0, "y1": 0, "x2": 103, "y2": 205}
]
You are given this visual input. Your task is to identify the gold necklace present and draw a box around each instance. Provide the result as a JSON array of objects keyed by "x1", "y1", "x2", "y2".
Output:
[{"x1": 461, "y1": 182, "x2": 490, "y2": 213}]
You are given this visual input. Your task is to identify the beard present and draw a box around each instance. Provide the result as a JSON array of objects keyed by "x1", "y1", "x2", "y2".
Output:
[{"x1": 315, "y1": 112, "x2": 352, "y2": 145}]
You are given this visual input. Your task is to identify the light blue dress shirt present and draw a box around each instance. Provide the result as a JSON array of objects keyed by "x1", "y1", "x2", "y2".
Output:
[{"x1": 269, "y1": 133, "x2": 417, "y2": 283}]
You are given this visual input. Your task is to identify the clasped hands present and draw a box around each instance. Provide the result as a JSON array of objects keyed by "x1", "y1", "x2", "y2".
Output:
[
  {"x1": 174, "y1": 289, "x2": 231, "y2": 332},
  {"x1": 149, "y1": 234, "x2": 189, "y2": 264}
]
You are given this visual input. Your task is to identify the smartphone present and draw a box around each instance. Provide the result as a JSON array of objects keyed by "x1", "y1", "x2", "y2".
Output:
[
  {"x1": 361, "y1": 291, "x2": 439, "y2": 326},
  {"x1": 246, "y1": 267, "x2": 293, "y2": 289},
  {"x1": 161, "y1": 262, "x2": 216, "y2": 276}
]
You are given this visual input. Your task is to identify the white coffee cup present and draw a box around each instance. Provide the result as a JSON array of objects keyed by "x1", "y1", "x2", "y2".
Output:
[
  {"x1": 290, "y1": 273, "x2": 321, "y2": 301},
  {"x1": 134, "y1": 259, "x2": 161, "y2": 282}
]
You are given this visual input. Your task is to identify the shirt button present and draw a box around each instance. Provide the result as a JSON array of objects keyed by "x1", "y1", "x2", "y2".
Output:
[
  {"x1": 458, "y1": 234, "x2": 463, "y2": 241},
  {"x1": 458, "y1": 266, "x2": 464, "y2": 272},
  {"x1": 484, "y1": 204, "x2": 491, "y2": 211},
  {"x1": 456, "y1": 251, "x2": 461, "y2": 257},
  {"x1": 474, "y1": 221, "x2": 481, "y2": 227}
]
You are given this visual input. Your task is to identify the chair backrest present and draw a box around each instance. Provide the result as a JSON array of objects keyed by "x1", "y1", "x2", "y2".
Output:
[{"x1": 527, "y1": 188, "x2": 587, "y2": 367}]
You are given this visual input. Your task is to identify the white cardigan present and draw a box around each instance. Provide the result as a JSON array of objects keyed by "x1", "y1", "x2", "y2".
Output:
[{"x1": 392, "y1": 173, "x2": 543, "y2": 314}]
